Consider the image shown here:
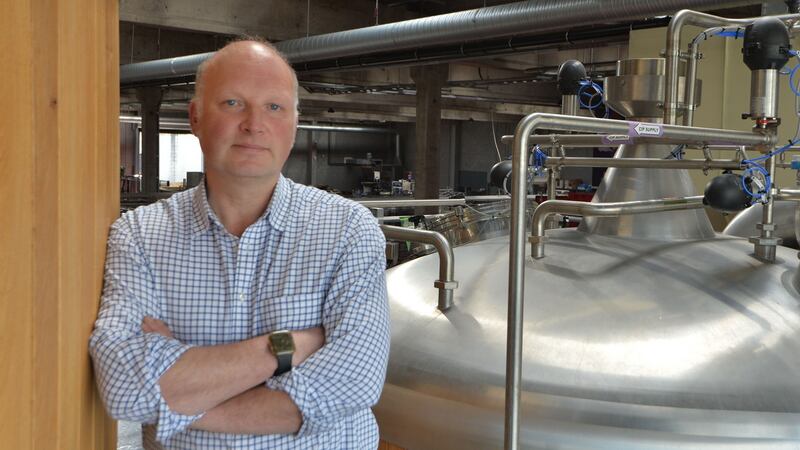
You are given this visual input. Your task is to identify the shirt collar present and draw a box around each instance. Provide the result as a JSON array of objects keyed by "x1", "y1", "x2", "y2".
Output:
[
  {"x1": 190, "y1": 175, "x2": 292, "y2": 236},
  {"x1": 190, "y1": 181, "x2": 212, "y2": 235},
  {"x1": 264, "y1": 174, "x2": 291, "y2": 233}
]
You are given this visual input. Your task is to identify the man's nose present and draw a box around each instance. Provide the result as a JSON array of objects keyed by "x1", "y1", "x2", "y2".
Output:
[{"x1": 240, "y1": 107, "x2": 265, "y2": 134}]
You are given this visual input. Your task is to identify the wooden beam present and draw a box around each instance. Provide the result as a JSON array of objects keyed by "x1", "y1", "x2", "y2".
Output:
[{"x1": 1, "y1": 0, "x2": 119, "y2": 448}]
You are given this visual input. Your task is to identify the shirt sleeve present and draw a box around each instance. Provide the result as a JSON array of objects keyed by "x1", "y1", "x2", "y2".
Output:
[
  {"x1": 266, "y1": 205, "x2": 390, "y2": 436},
  {"x1": 88, "y1": 217, "x2": 204, "y2": 443}
]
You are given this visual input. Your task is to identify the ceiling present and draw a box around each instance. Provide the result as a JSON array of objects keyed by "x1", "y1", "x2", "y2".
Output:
[{"x1": 119, "y1": 0, "x2": 771, "y2": 124}]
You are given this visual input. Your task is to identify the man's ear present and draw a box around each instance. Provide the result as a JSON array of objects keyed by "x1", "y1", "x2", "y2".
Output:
[{"x1": 188, "y1": 101, "x2": 200, "y2": 135}]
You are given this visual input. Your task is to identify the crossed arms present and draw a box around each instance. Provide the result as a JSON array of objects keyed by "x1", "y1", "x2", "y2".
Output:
[{"x1": 141, "y1": 316, "x2": 323, "y2": 434}]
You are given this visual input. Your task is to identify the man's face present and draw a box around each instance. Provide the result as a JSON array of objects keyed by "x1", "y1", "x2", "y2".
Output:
[{"x1": 190, "y1": 45, "x2": 298, "y2": 184}]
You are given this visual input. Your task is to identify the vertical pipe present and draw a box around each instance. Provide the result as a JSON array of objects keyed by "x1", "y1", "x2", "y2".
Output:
[
  {"x1": 505, "y1": 115, "x2": 535, "y2": 450},
  {"x1": 561, "y1": 94, "x2": 579, "y2": 116},
  {"x1": 755, "y1": 154, "x2": 778, "y2": 262},
  {"x1": 684, "y1": 41, "x2": 700, "y2": 126}
]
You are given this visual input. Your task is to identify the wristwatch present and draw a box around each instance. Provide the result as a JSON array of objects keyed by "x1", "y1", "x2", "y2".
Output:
[{"x1": 268, "y1": 330, "x2": 295, "y2": 376}]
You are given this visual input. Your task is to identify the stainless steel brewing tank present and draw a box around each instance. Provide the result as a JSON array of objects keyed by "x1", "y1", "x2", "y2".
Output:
[
  {"x1": 375, "y1": 231, "x2": 800, "y2": 449},
  {"x1": 723, "y1": 201, "x2": 800, "y2": 249}
]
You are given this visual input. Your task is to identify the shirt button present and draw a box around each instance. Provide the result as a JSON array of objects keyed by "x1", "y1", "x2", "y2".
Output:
[{"x1": 238, "y1": 293, "x2": 245, "y2": 301}]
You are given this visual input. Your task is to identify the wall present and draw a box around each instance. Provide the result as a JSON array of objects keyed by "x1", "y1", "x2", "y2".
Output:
[{"x1": 0, "y1": 0, "x2": 118, "y2": 448}]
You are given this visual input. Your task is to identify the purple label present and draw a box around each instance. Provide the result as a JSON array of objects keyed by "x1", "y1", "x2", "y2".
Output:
[
  {"x1": 601, "y1": 134, "x2": 634, "y2": 145},
  {"x1": 629, "y1": 122, "x2": 663, "y2": 137}
]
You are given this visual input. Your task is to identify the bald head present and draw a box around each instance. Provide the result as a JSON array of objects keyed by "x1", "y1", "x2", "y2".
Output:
[{"x1": 193, "y1": 39, "x2": 299, "y2": 113}]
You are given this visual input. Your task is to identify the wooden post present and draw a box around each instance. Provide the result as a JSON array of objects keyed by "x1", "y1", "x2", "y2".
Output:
[
  {"x1": 411, "y1": 64, "x2": 449, "y2": 212},
  {"x1": 0, "y1": 0, "x2": 119, "y2": 448}
]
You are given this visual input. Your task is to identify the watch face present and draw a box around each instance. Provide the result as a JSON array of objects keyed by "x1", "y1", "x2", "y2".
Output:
[{"x1": 270, "y1": 331, "x2": 295, "y2": 353}]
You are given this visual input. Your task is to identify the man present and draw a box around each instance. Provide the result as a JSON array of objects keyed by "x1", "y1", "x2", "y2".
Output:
[{"x1": 90, "y1": 39, "x2": 390, "y2": 449}]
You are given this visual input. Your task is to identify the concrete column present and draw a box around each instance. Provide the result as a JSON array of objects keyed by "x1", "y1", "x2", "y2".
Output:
[
  {"x1": 411, "y1": 64, "x2": 448, "y2": 205},
  {"x1": 137, "y1": 87, "x2": 163, "y2": 193}
]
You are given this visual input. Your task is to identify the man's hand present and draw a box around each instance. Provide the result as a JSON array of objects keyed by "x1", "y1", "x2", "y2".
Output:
[{"x1": 142, "y1": 316, "x2": 173, "y2": 339}]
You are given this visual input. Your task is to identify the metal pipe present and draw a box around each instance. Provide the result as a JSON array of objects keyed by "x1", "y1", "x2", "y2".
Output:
[
  {"x1": 501, "y1": 121, "x2": 774, "y2": 148},
  {"x1": 118, "y1": 116, "x2": 399, "y2": 136},
  {"x1": 750, "y1": 70, "x2": 781, "y2": 120},
  {"x1": 464, "y1": 195, "x2": 540, "y2": 202},
  {"x1": 501, "y1": 135, "x2": 799, "y2": 151},
  {"x1": 395, "y1": 134, "x2": 403, "y2": 172},
  {"x1": 500, "y1": 134, "x2": 613, "y2": 146},
  {"x1": 379, "y1": 225, "x2": 457, "y2": 311},
  {"x1": 506, "y1": 111, "x2": 773, "y2": 450},
  {"x1": 776, "y1": 188, "x2": 800, "y2": 200},
  {"x1": 358, "y1": 199, "x2": 465, "y2": 208},
  {"x1": 561, "y1": 94, "x2": 579, "y2": 117},
  {"x1": 529, "y1": 197, "x2": 704, "y2": 258},
  {"x1": 298, "y1": 124, "x2": 397, "y2": 134},
  {"x1": 752, "y1": 154, "x2": 780, "y2": 262},
  {"x1": 664, "y1": 10, "x2": 800, "y2": 124},
  {"x1": 544, "y1": 156, "x2": 741, "y2": 170},
  {"x1": 683, "y1": 38, "x2": 701, "y2": 126},
  {"x1": 121, "y1": 0, "x2": 743, "y2": 85}
]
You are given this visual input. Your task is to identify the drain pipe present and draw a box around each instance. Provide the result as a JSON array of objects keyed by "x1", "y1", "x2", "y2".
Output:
[
  {"x1": 380, "y1": 225, "x2": 457, "y2": 311},
  {"x1": 122, "y1": 0, "x2": 739, "y2": 85},
  {"x1": 529, "y1": 197, "x2": 704, "y2": 258}
]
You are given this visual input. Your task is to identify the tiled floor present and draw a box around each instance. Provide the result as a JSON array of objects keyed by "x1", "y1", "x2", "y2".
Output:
[{"x1": 118, "y1": 421, "x2": 143, "y2": 450}]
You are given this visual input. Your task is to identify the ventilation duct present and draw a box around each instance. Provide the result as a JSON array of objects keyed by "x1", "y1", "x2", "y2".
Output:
[{"x1": 121, "y1": 0, "x2": 744, "y2": 85}]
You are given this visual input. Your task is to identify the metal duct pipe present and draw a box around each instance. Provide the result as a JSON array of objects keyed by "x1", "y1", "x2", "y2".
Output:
[
  {"x1": 121, "y1": 0, "x2": 742, "y2": 85},
  {"x1": 505, "y1": 112, "x2": 774, "y2": 450},
  {"x1": 529, "y1": 196, "x2": 704, "y2": 258},
  {"x1": 776, "y1": 188, "x2": 800, "y2": 200},
  {"x1": 298, "y1": 124, "x2": 397, "y2": 134},
  {"x1": 359, "y1": 199, "x2": 465, "y2": 208},
  {"x1": 379, "y1": 225, "x2": 458, "y2": 311},
  {"x1": 543, "y1": 156, "x2": 741, "y2": 170},
  {"x1": 664, "y1": 10, "x2": 800, "y2": 124},
  {"x1": 119, "y1": 116, "x2": 398, "y2": 136}
]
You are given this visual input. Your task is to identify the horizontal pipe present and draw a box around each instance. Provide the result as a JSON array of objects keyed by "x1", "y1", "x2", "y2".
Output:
[
  {"x1": 501, "y1": 118, "x2": 774, "y2": 147},
  {"x1": 775, "y1": 188, "x2": 800, "y2": 200},
  {"x1": 298, "y1": 124, "x2": 398, "y2": 134},
  {"x1": 464, "y1": 195, "x2": 540, "y2": 202},
  {"x1": 359, "y1": 199, "x2": 465, "y2": 208},
  {"x1": 543, "y1": 156, "x2": 741, "y2": 170},
  {"x1": 379, "y1": 225, "x2": 457, "y2": 311},
  {"x1": 529, "y1": 196, "x2": 705, "y2": 258},
  {"x1": 500, "y1": 134, "x2": 616, "y2": 147},
  {"x1": 120, "y1": 115, "x2": 398, "y2": 135}
]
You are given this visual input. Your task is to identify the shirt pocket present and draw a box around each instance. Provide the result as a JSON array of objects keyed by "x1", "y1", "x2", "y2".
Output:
[{"x1": 256, "y1": 291, "x2": 325, "y2": 332}]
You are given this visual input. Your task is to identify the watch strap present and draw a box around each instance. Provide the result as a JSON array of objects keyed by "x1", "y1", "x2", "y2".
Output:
[{"x1": 274, "y1": 352, "x2": 292, "y2": 376}]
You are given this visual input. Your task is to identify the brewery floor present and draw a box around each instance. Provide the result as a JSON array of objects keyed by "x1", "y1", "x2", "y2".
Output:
[{"x1": 118, "y1": 421, "x2": 143, "y2": 450}]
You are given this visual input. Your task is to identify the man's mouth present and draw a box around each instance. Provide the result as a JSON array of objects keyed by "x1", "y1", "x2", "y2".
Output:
[{"x1": 234, "y1": 143, "x2": 268, "y2": 151}]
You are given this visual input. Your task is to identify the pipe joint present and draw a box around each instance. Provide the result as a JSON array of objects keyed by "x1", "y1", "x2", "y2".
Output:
[{"x1": 434, "y1": 280, "x2": 459, "y2": 290}]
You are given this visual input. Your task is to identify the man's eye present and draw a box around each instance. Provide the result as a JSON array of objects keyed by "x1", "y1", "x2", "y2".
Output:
[
  {"x1": 225, "y1": 99, "x2": 239, "y2": 106},
  {"x1": 269, "y1": 103, "x2": 282, "y2": 111}
]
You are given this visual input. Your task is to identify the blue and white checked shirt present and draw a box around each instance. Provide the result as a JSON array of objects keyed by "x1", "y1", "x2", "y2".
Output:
[{"x1": 89, "y1": 175, "x2": 390, "y2": 449}]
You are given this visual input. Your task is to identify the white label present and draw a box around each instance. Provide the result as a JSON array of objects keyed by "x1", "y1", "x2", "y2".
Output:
[
  {"x1": 633, "y1": 123, "x2": 662, "y2": 136},
  {"x1": 604, "y1": 135, "x2": 631, "y2": 142}
]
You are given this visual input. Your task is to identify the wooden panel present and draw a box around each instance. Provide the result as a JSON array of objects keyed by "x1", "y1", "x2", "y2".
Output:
[
  {"x1": 0, "y1": 0, "x2": 35, "y2": 448},
  {"x1": 379, "y1": 440, "x2": 406, "y2": 450},
  {"x1": 2, "y1": 0, "x2": 118, "y2": 448}
]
